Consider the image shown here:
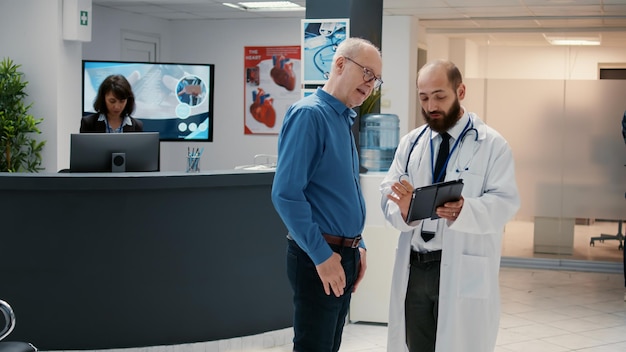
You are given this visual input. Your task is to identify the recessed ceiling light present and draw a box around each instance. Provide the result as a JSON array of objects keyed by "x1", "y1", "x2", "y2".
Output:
[
  {"x1": 222, "y1": 1, "x2": 305, "y2": 12},
  {"x1": 222, "y1": 3, "x2": 241, "y2": 9},
  {"x1": 543, "y1": 34, "x2": 601, "y2": 46}
]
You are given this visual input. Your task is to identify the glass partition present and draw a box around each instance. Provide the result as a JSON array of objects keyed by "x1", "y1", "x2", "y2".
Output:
[{"x1": 464, "y1": 77, "x2": 626, "y2": 265}]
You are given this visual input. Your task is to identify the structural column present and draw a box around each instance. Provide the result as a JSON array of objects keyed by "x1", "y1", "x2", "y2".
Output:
[
  {"x1": 306, "y1": 0, "x2": 383, "y2": 51},
  {"x1": 306, "y1": 0, "x2": 383, "y2": 171}
]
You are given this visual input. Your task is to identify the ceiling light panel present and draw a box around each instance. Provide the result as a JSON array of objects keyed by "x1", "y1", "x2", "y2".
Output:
[{"x1": 223, "y1": 1, "x2": 305, "y2": 11}]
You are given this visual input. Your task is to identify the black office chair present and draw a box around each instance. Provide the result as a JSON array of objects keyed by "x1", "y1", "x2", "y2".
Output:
[
  {"x1": 0, "y1": 300, "x2": 37, "y2": 352},
  {"x1": 589, "y1": 220, "x2": 624, "y2": 250},
  {"x1": 589, "y1": 192, "x2": 625, "y2": 250}
]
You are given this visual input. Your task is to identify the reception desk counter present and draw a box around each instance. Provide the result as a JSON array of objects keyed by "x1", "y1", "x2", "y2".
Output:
[{"x1": 0, "y1": 170, "x2": 291, "y2": 350}]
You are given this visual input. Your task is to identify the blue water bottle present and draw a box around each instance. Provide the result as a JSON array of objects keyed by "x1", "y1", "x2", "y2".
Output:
[{"x1": 359, "y1": 113, "x2": 399, "y2": 172}]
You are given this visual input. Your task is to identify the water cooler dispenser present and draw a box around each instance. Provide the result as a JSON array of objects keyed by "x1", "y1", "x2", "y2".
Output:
[{"x1": 359, "y1": 113, "x2": 399, "y2": 172}]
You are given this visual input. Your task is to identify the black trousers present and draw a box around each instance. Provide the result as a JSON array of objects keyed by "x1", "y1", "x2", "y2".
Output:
[
  {"x1": 286, "y1": 239, "x2": 360, "y2": 352},
  {"x1": 405, "y1": 260, "x2": 441, "y2": 352}
]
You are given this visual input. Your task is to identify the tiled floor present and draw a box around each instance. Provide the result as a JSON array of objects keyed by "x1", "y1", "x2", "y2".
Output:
[{"x1": 261, "y1": 267, "x2": 626, "y2": 352}]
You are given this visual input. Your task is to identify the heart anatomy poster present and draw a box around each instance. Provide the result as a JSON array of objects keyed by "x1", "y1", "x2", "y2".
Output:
[{"x1": 244, "y1": 45, "x2": 301, "y2": 135}]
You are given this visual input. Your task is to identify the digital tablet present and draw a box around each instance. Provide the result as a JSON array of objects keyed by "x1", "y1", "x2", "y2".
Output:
[{"x1": 406, "y1": 179, "x2": 464, "y2": 222}]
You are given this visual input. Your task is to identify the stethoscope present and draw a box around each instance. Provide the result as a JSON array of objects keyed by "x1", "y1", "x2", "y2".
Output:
[
  {"x1": 306, "y1": 27, "x2": 345, "y2": 79},
  {"x1": 401, "y1": 117, "x2": 479, "y2": 183},
  {"x1": 313, "y1": 43, "x2": 339, "y2": 79}
]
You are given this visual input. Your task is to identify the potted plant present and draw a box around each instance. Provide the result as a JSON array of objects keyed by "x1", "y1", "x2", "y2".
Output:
[
  {"x1": 0, "y1": 57, "x2": 45, "y2": 172},
  {"x1": 359, "y1": 86, "x2": 381, "y2": 117}
]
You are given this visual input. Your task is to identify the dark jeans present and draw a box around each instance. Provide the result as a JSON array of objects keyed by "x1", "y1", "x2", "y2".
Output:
[
  {"x1": 286, "y1": 239, "x2": 360, "y2": 352},
  {"x1": 405, "y1": 260, "x2": 441, "y2": 352}
]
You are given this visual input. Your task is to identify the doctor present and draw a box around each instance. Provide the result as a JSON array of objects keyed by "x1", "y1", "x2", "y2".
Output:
[{"x1": 380, "y1": 59, "x2": 520, "y2": 352}]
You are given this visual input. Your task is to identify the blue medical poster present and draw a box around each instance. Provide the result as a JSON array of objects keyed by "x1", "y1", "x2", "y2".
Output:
[{"x1": 301, "y1": 19, "x2": 350, "y2": 86}]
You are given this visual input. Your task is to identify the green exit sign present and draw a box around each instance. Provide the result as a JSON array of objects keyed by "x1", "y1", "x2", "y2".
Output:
[{"x1": 80, "y1": 11, "x2": 88, "y2": 26}]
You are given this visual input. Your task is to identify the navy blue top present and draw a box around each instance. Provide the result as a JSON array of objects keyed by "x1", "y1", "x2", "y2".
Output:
[
  {"x1": 271, "y1": 88, "x2": 366, "y2": 265},
  {"x1": 622, "y1": 110, "x2": 626, "y2": 145}
]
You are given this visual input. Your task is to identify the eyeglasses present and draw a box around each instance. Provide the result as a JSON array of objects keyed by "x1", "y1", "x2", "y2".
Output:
[{"x1": 344, "y1": 57, "x2": 383, "y2": 89}]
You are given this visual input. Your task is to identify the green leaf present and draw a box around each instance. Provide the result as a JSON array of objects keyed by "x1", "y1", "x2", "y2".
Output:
[
  {"x1": 0, "y1": 57, "x2": 46, "y2": 172},
  {"x1": 359, "y1": 87, "x2": 381, "y2": 117}
]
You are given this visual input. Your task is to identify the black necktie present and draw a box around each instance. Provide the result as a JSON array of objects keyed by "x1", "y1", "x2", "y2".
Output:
[
  {"x1": 422, "y1": 133, "x2": 450, "y2": 243},
  {"x1": 434, "y1": 132, "x2": 451, "y2": 183}
]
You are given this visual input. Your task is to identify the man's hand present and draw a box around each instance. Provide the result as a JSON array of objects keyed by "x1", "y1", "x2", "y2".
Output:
[
  {"x1": 436, "y1": 195, "x2": 464, "y2": 221},
  {"x1": 316, "y1": 252, "x2": 346, "y2": 297},
  {"x1": 386, "y1": 179, "x2": 414, "y2": 221},
  {"x1": 178, "y1": 84, "x2": 202, "y2": 96}
]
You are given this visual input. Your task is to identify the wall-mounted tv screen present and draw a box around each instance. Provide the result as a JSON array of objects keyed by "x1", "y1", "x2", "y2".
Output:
[{"x1": 82, "y1": 60, "x2": 215, "y2": 141}]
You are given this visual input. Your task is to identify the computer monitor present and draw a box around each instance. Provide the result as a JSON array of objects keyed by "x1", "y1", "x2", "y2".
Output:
[{"x1": 70, "y1": 132, "x2": 160, "y2": 172}]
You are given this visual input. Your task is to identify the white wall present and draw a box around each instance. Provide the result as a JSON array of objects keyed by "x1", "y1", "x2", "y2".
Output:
[
  {"x1": 82, "y1": 6, "x2": 173, "y2": 62},
  {"x1": 0, "y1": 0, "x2": 80, "y2": 172},
  {"x1": 425, "y1": 34, "x2": 450, "y2": 62},
  {"x1": 380, "y1": 15, "x2": 419, "y2": 136}
]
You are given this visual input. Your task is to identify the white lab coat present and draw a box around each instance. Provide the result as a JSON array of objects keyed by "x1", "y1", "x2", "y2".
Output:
[{"x1": 381, "y1": 112, "x2": 520, "y2": 352}]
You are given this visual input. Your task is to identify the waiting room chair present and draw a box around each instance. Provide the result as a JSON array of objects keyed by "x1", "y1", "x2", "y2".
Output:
[{"x1": 0, "y1": 300, "x2": 37, "y2": 352}]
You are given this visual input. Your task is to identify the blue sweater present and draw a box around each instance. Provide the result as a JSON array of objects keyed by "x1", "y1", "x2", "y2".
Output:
[{"x1": 271, "y1": 88, "x2": 366, "y2": 265}]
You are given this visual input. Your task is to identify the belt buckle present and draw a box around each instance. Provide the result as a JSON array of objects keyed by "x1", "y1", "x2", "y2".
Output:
[
  {"x1": 349, "y1": 236, "x2": 362, "y2": 248},
  {"x1": 413, "y1": 251, "x2": 432, "y2": 263}
]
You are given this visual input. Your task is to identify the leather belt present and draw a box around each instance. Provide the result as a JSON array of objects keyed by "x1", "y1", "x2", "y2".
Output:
[
  {"x1": 410, "y1": 250, "x2": 442, "y2": 263},
  {"x1": 323, "y1": 234, "x2": 362, "y2": 248}
]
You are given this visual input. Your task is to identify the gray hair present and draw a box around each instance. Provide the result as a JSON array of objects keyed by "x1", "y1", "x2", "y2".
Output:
[{"x1": 333, "y1": 37, "x2": 381, "y2": 65}]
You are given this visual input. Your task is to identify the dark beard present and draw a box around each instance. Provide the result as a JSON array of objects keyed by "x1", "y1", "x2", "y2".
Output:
[{"x1": 422, "y1": 97, "x2": 461, "y2": 133}]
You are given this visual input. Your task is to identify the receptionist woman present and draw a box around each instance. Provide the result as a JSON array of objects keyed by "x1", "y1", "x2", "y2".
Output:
[{"x1": 80, "y1": 74, "x2": 143, "y2": 133}]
